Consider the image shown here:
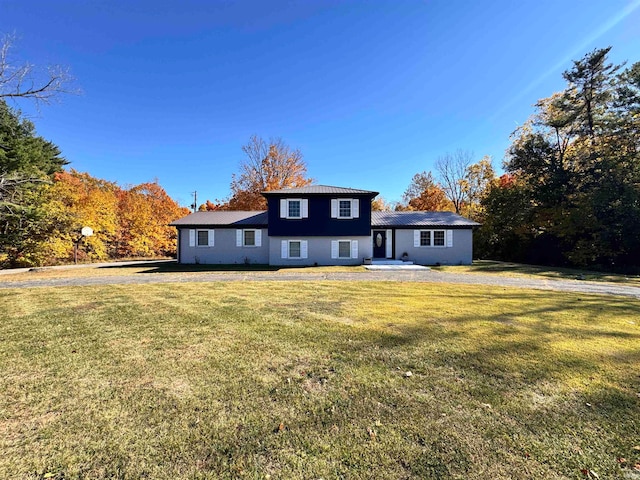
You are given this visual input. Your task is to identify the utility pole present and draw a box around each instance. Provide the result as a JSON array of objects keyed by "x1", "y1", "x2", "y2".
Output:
[{"x1": 191, "y1": 191, "x2": 197, "y2": 212}]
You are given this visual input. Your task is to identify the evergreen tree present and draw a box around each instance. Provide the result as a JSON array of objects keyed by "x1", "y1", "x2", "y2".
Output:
[{"x1": 0, "y1": 100, "x2": 67, "y2": 266}]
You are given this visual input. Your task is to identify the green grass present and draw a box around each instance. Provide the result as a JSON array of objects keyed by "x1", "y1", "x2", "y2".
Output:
[
  {"x1": 1, "y1": 281, "x2": 639, "y2": 479},
  {"x1": 0, "y1": 262, "x2": 366, "y2": 282},
  {"x1": 434, "y1": 260, "x2": 640, "y2": 286}
]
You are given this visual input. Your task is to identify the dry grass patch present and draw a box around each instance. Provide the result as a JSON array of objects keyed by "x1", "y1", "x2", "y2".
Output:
[{"x1": 1, "y1": 281, "x2": 639, "y2": 479}]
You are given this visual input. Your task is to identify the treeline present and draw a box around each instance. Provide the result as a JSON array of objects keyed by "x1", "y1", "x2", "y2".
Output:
[
  {"x1": 0, "y1": 100, "x2": 188, "y2": 267},
  {"x1": 479, "y1": 47, "x2": 640, "y2": 271},
  {"x1": 398, "y1": 48, "x2": 640, "y2": 272},
  {"x1": 392, "y1": 151, "x2": 495, "y2": 218}
]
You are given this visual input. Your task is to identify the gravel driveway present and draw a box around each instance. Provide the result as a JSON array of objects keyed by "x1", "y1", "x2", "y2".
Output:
[{"x1": 1, "y1": 266, "x2": 639, "y2": 299}]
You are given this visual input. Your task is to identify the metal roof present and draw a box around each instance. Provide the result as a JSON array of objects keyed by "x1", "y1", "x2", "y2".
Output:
[
  {"x1": 170, "y1": 210, "x2": 479, "y2": 228},
  {"x1": 372, "y1": 211, "x2": 480, "y2": 228},
  {"x1": 170, "y1": 211, "x2": 268, "y2": 227},
  {"x1": 262, "y1": 185, "x2": 379, "y2": 196}
]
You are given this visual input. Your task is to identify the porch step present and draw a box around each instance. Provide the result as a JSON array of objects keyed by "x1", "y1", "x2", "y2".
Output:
[{"x1": 369, "y1": 259, "x2": 414, "y2": 265}]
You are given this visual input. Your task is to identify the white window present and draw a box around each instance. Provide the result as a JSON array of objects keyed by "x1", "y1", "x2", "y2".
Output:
[
  {"x1": 288, "y1": 200, "x2": 301, "y2": 218},
  {"x1": 236, "y1": 229, "x2": 262, "y2": 247},
  {"x1": 189, "y1": 229, "x2": 215, "y2": 247},
  {"x1": 338, "y1": 200, "x2": 351, "y2": 218},
  {"x1": 331, "y1": 199, "x2": 359, "y2": 219},
  {"x1": 331, "y1": 240, "x2": 359, "y2": 259},
  {"x1": 197, "y1": 230, "x2": 209, "y2": 246},
  {"x1": 244, "y1": 230, "x2": 255, "y2": 246},
  {"x1": 289, "y1": 240, "x2": 301, "y2": 258},
  {"x1": 414, "y1": 230, "x2": 453, "y2": 248},
  {"x1": 281, "y1": 240, "x2": 308, "y2": 259},
  {"x1": 433, "y1": 230, "x2": 445, "y2": 246},
  {"x1": 338, "y1": 240, "x2": 351, "y2": 258},
  {"x1": 280, "y1": 199, "x2": 309, "y2": 219}
]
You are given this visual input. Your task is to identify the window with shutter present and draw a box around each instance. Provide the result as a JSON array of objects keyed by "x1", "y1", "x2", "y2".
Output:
[
  {"x1": 338, "y1": 200, "x2": 351, "y2": 218},
  {"x1": 338, "y1": 240, "x2": 351, "y2": 258},
  {"x1": 244, "y1": 230, "x2": 255, "y2": 246},
  {"x1": 420, "y1": 231, "x2": 431, "y2": 246},
  {"x1": 288, "y1": 200, "x2": 301, "y2": 218},
  {"x1": 333, "y1": 198, "x2": 359, "y2": 219},
  {"x1": 289, "y1": 241, "x2": 301, "y2": 258},
  {"x1": 197, "y1": 230, "x2": 209, "y2": 246},
  {"x1": 281, "y1": 199, "x2": 306, "y2": 219},
  {"x1": 415, "y1": 230, "x2": 448, "y2": 248}
]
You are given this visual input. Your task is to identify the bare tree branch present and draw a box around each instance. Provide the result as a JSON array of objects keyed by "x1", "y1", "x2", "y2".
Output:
[
  {"x1": 435, "y1": 150, "x2": 474, "y2": 214},
  {"x1": 0, "y1": 33, "x2": 78, "y2": 106}
]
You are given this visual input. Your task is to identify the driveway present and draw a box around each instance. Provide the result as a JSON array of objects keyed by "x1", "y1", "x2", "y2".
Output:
[{"x1": 1, "y1": 263, "x2": 639, "y2": 299}]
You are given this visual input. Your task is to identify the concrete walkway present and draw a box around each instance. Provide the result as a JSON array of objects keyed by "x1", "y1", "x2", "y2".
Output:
[{"x1": 1, "y1": 263, "x2": 639, "y2": 299}]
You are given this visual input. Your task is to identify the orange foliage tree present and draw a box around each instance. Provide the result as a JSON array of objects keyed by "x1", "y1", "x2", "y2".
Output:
[
  {"x1": 45, "y1": 170, "x2": 120, "y2": 261},
  {"x1": 401, "y1": 170, "x2": 454, "y2": 211},
  {"x1": 210, "y1": 135, "x2": 313, "y2": 210},
  {"x1": 371, "y1": 196, "x2": 392, "y2": 211},
  {"x1": 41, "y1": 170, "x2": 188, "y2": 263},
  {"x1": 407, "y1": 186, "x2": 454, "y2": 211},
  {"x1": 116, "y1": 182, "x2": 189, "y2": 257}
]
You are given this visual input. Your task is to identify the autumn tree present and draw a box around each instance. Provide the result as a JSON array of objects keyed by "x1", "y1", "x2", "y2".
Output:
[
  {"x1": 371, "y1": 196, "x2": 392, "y2": 211},
  {"x1": 224, "y1": 135, "x2": 313, "y2": 210},
  {"x1": 435, "y1": 150, "x2": 474, "y2": 214},
  {"x1": 400, "y1": 170, "x2": 451, "y2": 211},
  {"x1": 29, "y1": 171, "x2": 188, "y2": 264},
  {"x1": 402, "y1": 171, "x2": 438, "y2": 205},
  {"x1": 408, "y1": 186, "x2": 454, "y2": 212},
  {"x1": 464, "y1": 156, "x2": 495, "y2": 221},
  {"x1": 199, "y1": 200, "x2": 224, "y2": 211},
  {"x1": 44, "y1": 170, "x2": 120, "y2": 262},
  {"x1": 403, "y1": 156, "x2": 493, "y2": 216},
  {"x1": 116, "y1": 182, "x2": 189, "y2": 257}
]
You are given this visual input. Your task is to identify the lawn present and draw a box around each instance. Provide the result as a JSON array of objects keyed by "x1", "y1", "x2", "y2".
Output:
[
  {"x1": 433, "y1": 260, "x2": 640, "y2": 286},
  {"x1": 0, "y1": 262, "x2": 366, "y2": 283},
  {"x1": 1, "y1": 281, "x2": 639, "y2": 479}
]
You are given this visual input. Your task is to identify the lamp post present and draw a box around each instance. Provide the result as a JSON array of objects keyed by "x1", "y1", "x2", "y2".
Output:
[{"x1": 74, "y1": 226, "x2": 94, "y2": 264}]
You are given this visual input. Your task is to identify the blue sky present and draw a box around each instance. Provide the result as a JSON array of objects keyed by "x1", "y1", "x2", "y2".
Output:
[{"x1": 2, "y1": 1, "x2": 640, "y2": 207}]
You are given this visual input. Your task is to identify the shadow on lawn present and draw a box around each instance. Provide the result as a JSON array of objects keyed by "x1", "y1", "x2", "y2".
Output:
[
  {"x1": 446, "y1": 260, "x2": 640, "y2": 282},
  {"x1": 98, "y1": 261, "x2": 281, "y2": 273},
  {"x1": 352, "y1": 289, "x2": 640, "y2": 386}
]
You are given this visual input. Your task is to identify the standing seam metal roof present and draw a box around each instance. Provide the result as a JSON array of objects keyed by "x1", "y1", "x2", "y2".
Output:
[
  {"x1": 261, "y1": 185, "x2": 378, "y2": 196},
  {"x1": 170, "y1": 211, "x2": 268, "y2": 226},
  {"x1": 371, "y1": 211, "x2": 480, "y2": 227},
  {"x1": 170, "y1": 210, "x2": 479, "y2": 228}
]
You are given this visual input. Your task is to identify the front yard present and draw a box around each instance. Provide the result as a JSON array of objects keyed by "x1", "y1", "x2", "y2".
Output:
[
  {"x1": 1, "y1": 281, "x2": 639, "y2": 479},
  {"x1": 434, "y1": 260, "x2": 640, "y2": 286}
]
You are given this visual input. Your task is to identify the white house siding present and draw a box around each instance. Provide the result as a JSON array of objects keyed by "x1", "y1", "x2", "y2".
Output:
[
  {"x1": 393, "y1": 228, "x2": 473, "y2": 265},
  {"x1": 178, "y1": 228, "x2": 269, "y2": 265},
  {"x1": 268, "y1": 236, "x2": 373, "y2": 266}
]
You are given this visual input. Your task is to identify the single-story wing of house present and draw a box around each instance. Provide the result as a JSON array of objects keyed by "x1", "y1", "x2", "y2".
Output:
[{"x1": 170, "y1": 185, "x2": 479, "y2": 266}]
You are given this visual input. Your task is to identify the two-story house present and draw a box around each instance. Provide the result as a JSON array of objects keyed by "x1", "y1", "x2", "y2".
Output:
[{"x1": 170, "y1": 185, "x2": 478, "y2": 266}]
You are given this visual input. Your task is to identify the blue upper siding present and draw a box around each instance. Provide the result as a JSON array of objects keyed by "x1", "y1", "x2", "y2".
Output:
[{"x1": 266, "y1": 195, "x2": 373, "y2": 236}]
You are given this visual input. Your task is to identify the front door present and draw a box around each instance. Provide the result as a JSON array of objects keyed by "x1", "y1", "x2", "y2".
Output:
[{"x1": 373, "y1": 230, "x2": 386, "y2": 258}]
